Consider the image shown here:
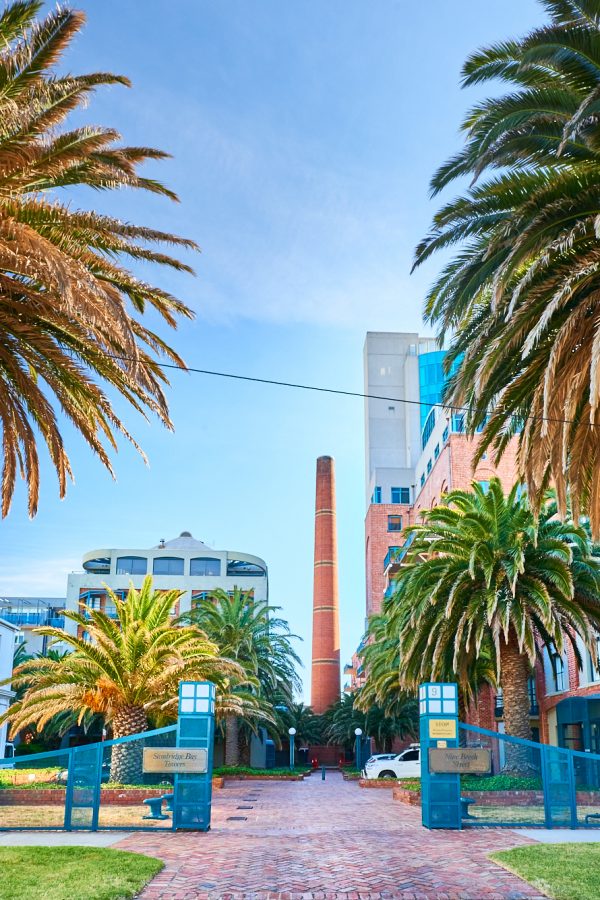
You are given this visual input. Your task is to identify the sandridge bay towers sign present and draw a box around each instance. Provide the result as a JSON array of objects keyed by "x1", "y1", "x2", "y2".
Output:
[{"x1": 143, "y1": 747, "x2": 208, "y2": 775}]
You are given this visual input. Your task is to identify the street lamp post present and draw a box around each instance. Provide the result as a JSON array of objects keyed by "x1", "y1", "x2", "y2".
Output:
[
  {"x1": 354, "y1": 727, "x2": 363, "y2": 773},
  {"x1": 288, "y1": 727, "x2": 296, "y2": 771}
]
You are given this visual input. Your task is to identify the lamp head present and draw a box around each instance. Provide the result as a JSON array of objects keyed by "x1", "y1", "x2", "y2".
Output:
[
  {"x1": 354, "y1": 727, "x2": 363, "y2": 736},
  {"x1": 288, "y1": 727, "x2": 297, "y2": 735}
]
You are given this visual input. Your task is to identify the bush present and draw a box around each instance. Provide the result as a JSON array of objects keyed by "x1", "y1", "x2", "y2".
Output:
[
  {"x1": 213, "y1": 766, "x2": 310, "y2": 777},
  {"x1": 461, "y1": 774, "x2": 542, "y2": 792}
]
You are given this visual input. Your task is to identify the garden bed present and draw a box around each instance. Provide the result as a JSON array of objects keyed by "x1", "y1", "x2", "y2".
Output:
[{"x1": 359, "y1": 778, "x2": 396, "y2": 788}]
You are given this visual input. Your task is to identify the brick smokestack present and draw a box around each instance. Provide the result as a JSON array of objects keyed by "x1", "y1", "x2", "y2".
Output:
[{"x1": 311, "y1": 455, "x2": 340, "y2": 714}]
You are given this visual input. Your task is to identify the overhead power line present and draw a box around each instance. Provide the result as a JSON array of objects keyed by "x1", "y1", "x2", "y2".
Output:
[{"x1": 105, "y1": 355, "x2": 586, "y2": 429}]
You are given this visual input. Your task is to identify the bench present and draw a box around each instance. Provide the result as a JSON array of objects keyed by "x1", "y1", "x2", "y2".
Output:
[
  {"x1": 461, "y1": 796, "x2": 476, "y2": 819},
  {"x1": 161, "y1": 792, "x2": 174, "y2": 812},
  {"x1": 142, "y1": 797, "x2": 169, "y2": 820},
  {"x1": 585, "y1": 812, "x2": 600, "y2": 826}
]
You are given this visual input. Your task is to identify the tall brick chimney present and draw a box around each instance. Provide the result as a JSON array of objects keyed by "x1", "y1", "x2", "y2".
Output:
[{"x1": 311, "y1": 455, "x2": 340, "y2": 714}]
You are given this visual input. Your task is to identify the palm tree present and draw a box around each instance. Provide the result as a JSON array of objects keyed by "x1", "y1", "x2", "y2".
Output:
[
  {"x1": 324, "y1": 693, "x2": 417, "y2": 754},
  {"x1": 276, "y1": 702, "x2": 324, "y2": 747},
  {"x1": 180, "y1": 588, "x2": 302, "y2": 766},
  {"x1": 0, "y1": 2, "x2": 197, "y2": 518},
  {"x1": 323, "y1": 694, "x2": 366, "y2": 750},
  {"x1": 391, "y1": 480, "x2": 600, "y2": 768},
  {"x1": 0, "y1": 578, "x2": 242, "y2": 783},
  {"x1": 413, "y1": 0, "x2": 600, "y2": 537},
  {"x1": 360, "y1": 609, "x2": 497, "y2": 725}
]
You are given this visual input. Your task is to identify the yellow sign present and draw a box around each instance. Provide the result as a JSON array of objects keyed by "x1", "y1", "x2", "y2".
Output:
[
  {"x1": 142, "y1": 747, "x2": 208, "y2": 774},
  {"x1": 428, "y1": 718, "x2": 457, "y2": 739},
  {"x1": 428, "y1": 748, "x2": 492, "y2": 775}
]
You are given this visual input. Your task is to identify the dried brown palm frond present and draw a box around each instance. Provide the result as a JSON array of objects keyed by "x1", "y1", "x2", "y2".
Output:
[{"x1": 0, "y1": 1, "x2": 198, "y2": 516}]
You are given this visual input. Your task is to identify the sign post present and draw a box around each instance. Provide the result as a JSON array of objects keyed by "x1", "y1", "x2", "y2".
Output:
[
  {"x1": 419, "y1": 682, "x2": 461, "y2": 829},
  {"x1": 173, "y1": 681, "x2": 216, "y2": 831}
]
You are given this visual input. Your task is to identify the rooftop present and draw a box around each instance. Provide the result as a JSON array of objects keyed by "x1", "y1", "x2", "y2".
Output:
[{"x1": 153, "y1": 531, "x2": 212, "y2": 551}]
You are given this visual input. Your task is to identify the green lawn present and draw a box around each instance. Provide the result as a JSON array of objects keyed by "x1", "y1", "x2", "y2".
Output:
[
  {"x1": 491, "y1": 844, "x2": 600, "y2": 900},
  {"x1": 0, "y1": 847, "x2": 163, "y2": 900}
]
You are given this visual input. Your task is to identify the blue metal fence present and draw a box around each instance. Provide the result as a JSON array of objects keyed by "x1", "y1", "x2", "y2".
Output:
[
  {"x1": 0, "y1": 725, "x2": 177, "y2": 831},
  {"x1": 458, "y1": 723, "x2": 600, "y2": 829}
]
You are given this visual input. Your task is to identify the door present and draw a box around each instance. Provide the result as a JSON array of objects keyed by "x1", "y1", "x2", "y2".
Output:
[{"x1": 65, "y1": 744, "x2": 102, "y2": 830}]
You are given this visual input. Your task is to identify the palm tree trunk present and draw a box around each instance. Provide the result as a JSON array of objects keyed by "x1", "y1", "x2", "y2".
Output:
[
  {"x1": 225, "y1": 716, "x2": 240, "y2": 767},
  {"x1": 110, "y1": 706, "x2": 148, "y2": 785},
  {"x1": 499, "y1": 629, "x2": 533, "y2": 774}
]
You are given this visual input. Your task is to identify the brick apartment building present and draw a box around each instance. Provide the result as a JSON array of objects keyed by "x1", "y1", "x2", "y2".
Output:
[{"x1": 349, "y1": 332, "x2": 600, "y2": 754}]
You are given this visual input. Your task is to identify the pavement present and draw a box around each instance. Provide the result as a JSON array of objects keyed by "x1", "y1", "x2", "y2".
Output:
[
  {"x1": 515, "y1": 827, "x2": 600, "y2": 843},
  {"x1": 113, "y1": 772, "x2": 543, "y2": 900},
  {"x1": 0, "y1": 830, "x2": 130, "y2": 846}
]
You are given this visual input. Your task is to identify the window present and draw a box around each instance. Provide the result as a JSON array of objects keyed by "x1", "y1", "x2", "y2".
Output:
[
  {"x1": 400, "y1": 749, "x2": 419, "y2": 761},
  {"x1": 391, "y1": 487, "x2": 410, "y2": 504},
  {"x1": 434, "y1": 443, "x2": 440, "y2": 460},
  {"x1": 153, "y1": 557, "x2": 184, "y2": 576},
  {"x1": 372, "y1": 486, "x2": 382, "y2": 504},
  {"x1": 388, "y1": 515, "x2": 402, "y2": 532},
  {"x1": 528, "y1": 676, "x2": 539, "y2": 715},
  {"x1": 190, "y1": 557, "x2": 221, "y2": 577},
  {"x1": 226, "y1": 559, "x2": 266, "y2": 577},
  {"x1": 420, "y1": 473, "x2": 425, "y2": 488},
  {"x1": 478, "y1": 481, "x2": 490, "y2": 494},
  {"x1": 553, "y1": 653, "x2": 567, "y2": 692},
  {"x1": 421, "y1": 409, "x2": 436, "y2": 449},
  {"x1": 427, "y1": 459, "x2": 432, "y2": 474},
  {"x1": 442, "y1": 426, "x2": 449, "y2": 443},
  {"x1": 588, "y1": 635, "x2": 600, "y2": 682},
  {"x1": 116, "y1": 556, "x2": 147, "y2": 575}
]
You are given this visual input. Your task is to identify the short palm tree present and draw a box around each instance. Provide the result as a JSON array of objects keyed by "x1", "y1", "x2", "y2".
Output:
[
  {"x1": 0, "y1": 578, "x2": 242, "y2": 783},
  {"x1": 414, "y1": 0, "x2": 600, "y2": 537},
  {"x1": 391, "y1": 480, "x2": 600, "y2": 767},
  {"x1": 324, "y1": 692, "x2": 417, "y2": 754},
  {"x1": 276, "y1": 702, "x2": 324, "y2": 747},
  {"x1": 0, "y1": 2, "x2": 197, "y2": 517},
  {"x1": 180, "y1": 588, "x2": 302, "y2": 766}
]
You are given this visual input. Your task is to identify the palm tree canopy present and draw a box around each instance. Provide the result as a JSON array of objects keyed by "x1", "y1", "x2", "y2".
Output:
[
  {"x1": 324, "y1": 692, "x2": 417, "y2": 752},
  {"x1": 0, "y1": 577, "x2": 243, "y2": 737},
  {"x1": 180, "y1": 588, "x2": 302, "y2": 704},
  {"x1": 413, "y1": 0, "x2": 600, "y2": 537},
  {"x1": 0, "y1": 1, "x2": 197, "y2": 517},
  {"x1": 391, "y1": 480, "x2": 600, "y2": 687},
  {"x1": 275, "y1": 702, "x2": 324, "y2": 745}
]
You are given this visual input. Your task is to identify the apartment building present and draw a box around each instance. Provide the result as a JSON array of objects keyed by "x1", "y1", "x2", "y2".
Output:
[{"x1": 65, "y1": 531, "x2": 268, "y2": 636}]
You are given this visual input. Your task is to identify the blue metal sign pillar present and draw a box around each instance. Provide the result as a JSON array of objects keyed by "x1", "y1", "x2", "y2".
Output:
[
  {"x1": 174, "y1": 681, "x2": 216, "y2": 831},
  {"x1": 419, "y1": 682, "x2": 461, "y2": 829}
]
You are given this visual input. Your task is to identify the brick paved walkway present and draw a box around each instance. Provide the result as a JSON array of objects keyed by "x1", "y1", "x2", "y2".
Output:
[{"x1": 117, "y1": 772, "x2": 543, "y2": 900}]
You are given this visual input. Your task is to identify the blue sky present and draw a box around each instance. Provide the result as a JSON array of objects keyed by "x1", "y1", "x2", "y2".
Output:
[{"x1": 1, "y1": 0, "x2": 541, "y2": 700}]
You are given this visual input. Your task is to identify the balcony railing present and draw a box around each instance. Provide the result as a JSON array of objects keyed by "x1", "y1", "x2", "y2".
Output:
[
  {"x1": 0, "y1": 611, "x2": 63, "y2": 627},
  {"x1": 383, "y1": 531, "x2": 417, "y2": 573}
]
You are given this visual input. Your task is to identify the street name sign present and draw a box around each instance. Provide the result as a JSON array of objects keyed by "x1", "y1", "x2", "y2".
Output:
[{"x1": 428, "y1": 747, "x2": 492, "y2": 775}]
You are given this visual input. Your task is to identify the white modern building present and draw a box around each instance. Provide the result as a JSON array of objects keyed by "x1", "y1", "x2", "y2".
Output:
[
  {"x1": 65, "y1": 531, "x2": 268, "y2": 636},
  {"x1": 0, "y1": 617, "x2": 18, "y2": 758}
]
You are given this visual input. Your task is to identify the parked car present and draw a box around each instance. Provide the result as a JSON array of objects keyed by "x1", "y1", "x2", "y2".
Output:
[{"x1": 362, "y1": 744, "x2": 420, "y2": 779}]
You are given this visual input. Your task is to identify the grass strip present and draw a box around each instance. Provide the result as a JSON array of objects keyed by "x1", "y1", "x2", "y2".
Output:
[
  {"x1": 0, "y1": 847, "x2": 162, "y2": 900},
  {"x1": 490, "y1": 843, "x2": 600, "y2": 900}
]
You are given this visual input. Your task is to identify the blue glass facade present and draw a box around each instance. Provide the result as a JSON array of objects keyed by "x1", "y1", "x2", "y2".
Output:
[{"x1": 418, "y1": 350, "x2": 447, "y2": 432}]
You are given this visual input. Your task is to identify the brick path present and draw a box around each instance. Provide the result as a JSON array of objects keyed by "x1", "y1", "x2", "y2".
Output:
[{"x1": 117, "y1": 772, "x2": 543, "y2": 900}]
